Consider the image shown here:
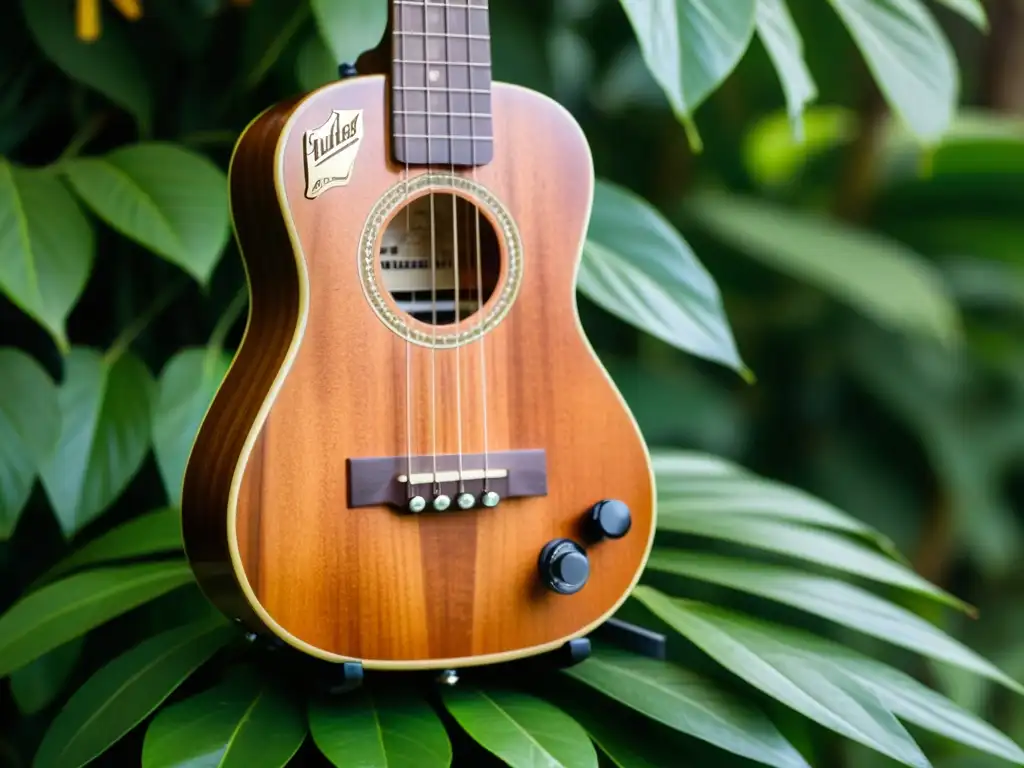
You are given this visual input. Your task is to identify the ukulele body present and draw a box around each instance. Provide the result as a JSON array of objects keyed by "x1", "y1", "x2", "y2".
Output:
[{"x1": 182, "y1": 75, "x2": 655, "y2": 670}]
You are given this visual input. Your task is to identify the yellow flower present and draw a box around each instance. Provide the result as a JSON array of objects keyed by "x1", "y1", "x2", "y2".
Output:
[{"x1": 76, "y1": 0, "x2": 251, "y2": 41}]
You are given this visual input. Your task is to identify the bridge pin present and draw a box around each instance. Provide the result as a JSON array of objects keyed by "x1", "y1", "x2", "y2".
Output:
[
  {"x1": 433, "y1": 494, "x2": 451, "y2": 512},
  {"x1": 457, "y1": 492, "x2": 476, "y2": 510},
  {"x1": 408, "y1": 496, "x2": 427, "y2": 514},
  {"x1": 481, "y1": 491, "x2": 500, "y2": 508}
]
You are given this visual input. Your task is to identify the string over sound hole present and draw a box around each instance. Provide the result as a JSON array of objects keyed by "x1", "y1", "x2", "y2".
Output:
[{"x1": 379, "y1": 192, "x2": 501, "y2": 326}]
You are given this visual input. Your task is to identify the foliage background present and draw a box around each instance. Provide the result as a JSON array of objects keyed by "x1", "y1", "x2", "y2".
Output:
[{"x1": 3, "y1": 0, "x2": 1024, "y2": 766}]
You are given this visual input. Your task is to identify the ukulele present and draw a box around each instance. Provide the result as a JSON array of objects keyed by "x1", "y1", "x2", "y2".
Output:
[{"x1": 182, "y1": 0, "x2": 655, "y2": 671}]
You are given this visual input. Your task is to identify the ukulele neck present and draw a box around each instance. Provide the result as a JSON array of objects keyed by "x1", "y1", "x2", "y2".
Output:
[{"x1": 390, "y1": 0, "x2": 494, "y2": 168}]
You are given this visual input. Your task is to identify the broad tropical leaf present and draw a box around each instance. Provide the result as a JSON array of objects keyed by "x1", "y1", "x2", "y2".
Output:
[
  {"x1": 241, "y1": 0, "x2": 311, "y2": 90},
  {"x1": 311, "y1": 0, "x2": 388, "y2": 68},
  {"x1": 0, "y1": 160, "x2": 94, "y2": 351},
  {"x1": 827, "y1": 0, "x2": 957, "y2": 142},
  {"x1": 0, "y1": 561, "x2": 193, "y2": 678},
  {"x1": 142, "y1": 667, "x2": 306, "y2": 768},
  {"x1": 684, "y1": 191, "x2": 961, "y2": 344},
  {"x1": 309, "y1": 688, "x2": 451, "y2": 768},
  {"x1": 582, "y1": 180, "x2": 746, "y2": 375},
  {"x1": 33, "y1": 616, "x2": 235, "y2": 768},
  {"x1": 37, "y1": 508, "x2": 183, "y2": 585},
  {"x1": 64, "y1": 144, "x2": 230, "y2": 284},
  {"x1": 755, "y1": 0, "x2": 816, "y2": 139},
  {"x1": 38, "y1": 348, "x2": 155, "y2": 537},
  {"x1": 633, "y1": 589, "x2": 930, "y2": 767},
  {"x1": 295, "y1": 32, "x2": 336, "y2": 93},
  {"x1": 20, "y1": 0, "x2": 152, "y2": 132},
  {"x1": 9, "y1": 638, "x2": 84, "y2": 716},
  {"x1": 648, "y1": 552, "x2": 1021, "y2": 692},
  {"x1": 442, "y1": 687, "x2": 597, "y2": 768},
  {"x1": 0, "y1": 347, "x2": 60, "y2": 539},
  {"x1": 565, "y1": 650, "x2": 809, "y2": 767},
  {"x1": 659, "y1": 512, "x2": 967, "y2": 611},
  {"x1": 618, "y1": 0, "x2": 757, "y2": 130},
  {"x1": 152, "y1": 348, "x2": 231, "y2": 506}
]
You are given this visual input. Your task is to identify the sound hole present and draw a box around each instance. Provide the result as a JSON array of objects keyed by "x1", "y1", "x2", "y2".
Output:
[{"x1": 380, "y1": 193, "x2": 501, "y2": 326}]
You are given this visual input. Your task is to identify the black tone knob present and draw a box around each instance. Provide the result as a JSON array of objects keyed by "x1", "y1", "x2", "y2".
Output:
[
  {"x1": 587, "y1": 499, "x2": 632, "y2": 540},
  {"x1": 538, "y1": 539, "x2": 590, "y2": 595}
]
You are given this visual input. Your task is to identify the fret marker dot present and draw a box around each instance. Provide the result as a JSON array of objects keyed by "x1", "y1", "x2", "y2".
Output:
[{"x1": 429, "y1": 69, "x2": 441, "y2": 83}]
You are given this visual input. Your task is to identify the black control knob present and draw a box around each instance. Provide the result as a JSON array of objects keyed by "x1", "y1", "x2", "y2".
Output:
[
  {"x1": 586, "y1": 499, "x2": 632, "y2": 540},
  {"x1": 538, "y1": 539, "x2": 590, "y2": 595}
]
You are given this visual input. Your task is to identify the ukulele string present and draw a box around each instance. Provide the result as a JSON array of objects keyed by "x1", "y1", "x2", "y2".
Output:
[
  {"x1": 444, "y1": 0, "x2": 466, "y2": 497},
  {"x1": 400, "y1": 6, "x2": 414, "y2": 502},
  {"x1": 467, "y1": 0, "x2": 490, "y2": 493},
  {"x1": 425, "y1": 0, "x2": 440, "y2": 496}
]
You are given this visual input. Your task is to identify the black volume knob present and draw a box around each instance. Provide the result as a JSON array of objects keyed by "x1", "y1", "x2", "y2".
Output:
[
  {"x1": 587, "y1": 499, "x2": 632, "y2": 540},
  {"x1": 538, "y1": 539, "x2": 590, "y2": 595}
]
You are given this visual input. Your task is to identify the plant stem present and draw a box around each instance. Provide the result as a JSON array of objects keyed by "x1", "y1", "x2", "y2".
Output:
[
  {"x1": 208, "y1": 286, "x2": 248, "y2": 353},
  {"x1": 104, "y1": 277, "x2": 188, "y2": 365},
  {"x1": 57, "y1": 113, "x2": 107, "y2": 164}
]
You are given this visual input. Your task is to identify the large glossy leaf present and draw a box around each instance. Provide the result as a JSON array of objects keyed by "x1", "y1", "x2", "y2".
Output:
[
  {"x1": 649, "y1": 552, "x2": 1021, "y2": 693},
  {"x1": 153, "y1": 348, "x2": 231, "y2": 506},
  {"x1": 441, "y1": 687, "x2": 597, "y2": 768},
  {"x1": 0, "y1": 348, "x2": 60, "y2": 539},
  {"x1": 143, "y1": 667, "x2": 306, "y2": 768},
  {"x1": 827, "y1": 0, "x2": 957, "y2": 142},
  {"x1": 64, "y1": 144, "x2": 230, "y2": 284},
  {"x1": 20, "y1": 0, "x2": 151, "y2": 132},
  {"x1": 659, "y1": 512, "x2": 967, "y2": 612},
  {"x1": 618, "y1": 0, "x2": 757, "y2": 126},
  {"x1": 241, "y1": 0, "x2": 311, "y2": 90},
  {"x1": 755, "y1": 0, "x2": 816, "y2": 139},
  {"x1": 38, "y1": 348, "x2": 155, "y2": 537},
  {"x1": 633, "y1": 589, "x2": 930, "y2": 767},
  {"x1": 0, "y1": 561, "x2": 193, "y2": 678},
  {"x1": 0, "y1": 160, "x2": 94, "y2": 352},
  {"x1": 684, "y1": 191, "x2": 960, "y2": 344},
  {"x1": 309, "y1": 689, "x2": 451, "y2": 768},
  {"x1": 311, "y1": 0, "x2": 388, "y2": 67},
  {"x1": 565, "y1": 650, "x2": 809, "y2": 767},
  {"x1": 934, "y1": 0, "x2": 987, "y2": 29},
  {"x1": 581, "y1": 180, "x2": 745, "y2": 375},
  {"x1": 37, "y1": 508, "x2": 183, "y2": 585},
  {"x1": 295, "y1": 32, "x2": 337, "y2": 93},
  {"x1": 651, "y1": 449, "x2": 884, "y2": 541},
  {"x1": 33, "y1": 615, "x2": 235, "y2": 768},
  {"x1": 10, "y1": 638, "x2": 84, "y2": 716}
]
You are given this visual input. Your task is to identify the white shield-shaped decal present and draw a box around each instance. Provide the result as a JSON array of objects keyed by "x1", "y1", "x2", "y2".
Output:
[{"x1": 303, "y1": 109, "x2": 365, "y2": 199}]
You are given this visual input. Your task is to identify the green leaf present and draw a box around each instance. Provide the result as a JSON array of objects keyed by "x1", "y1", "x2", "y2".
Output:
[
  {"x1": 827, "y1": 0, "x2": 957, "y2": 142},
  {"x1": 295, "y1": 33, "x2": 337, "y2": 93},
  {"x1": 581, "y1": 180, "x2": 745, "y2": 375},
  {"x1": 311, "y1": 0, "x2": 388, "y2": 67},
  {"x1": 618, "y1": 0, "x2": 757, "y2": 136},
  {"x1": 20, "y1": 0, "x2": 151, "y2": 132},
  {"x1": 659, "y1": 512, "x2": 967, "y2": 612},
  {"x1": 565, "y1": 650, "x2": 809, "y2": 767},
  {"x1": 241, "y1": 0, "x2": 311, "y2": 91},
  {"x1": 441, "y1": 687, "x2": 598, "y2": 768},
  {"x1": 632, "y1": 589, "x2": 930, "y2": 768},
  {"x1": 33, "y1": 615, "x2": 234, "y2": 768},
  {"x1": 63, "y1": 144, "x2": 230, "y2": 284},
  {"x1": 933, "y1": 0, "x2": 987, "y2": 29},
  {"x1": 153, "y1": 349, "x2": 231, "y2": 506},
  {"x1": 651, "y1": 450, "x2": 896, "y2": 549},
  {"x1": 143, "y1": 667, "x2": 306, "y2": 768},
  {"x1": 0, "y1": 160, "x2": 94, "y2": 351},
  {"x1": 39, "y1": 348, "x2": 155, "y2": 537},
  {"x1": 755, "y1": 0, "x2": 817, "y2": 139},
  {"x1": 10, "y1": 638, "x2": 84, "y2": 716},
  {"x1": 0, "y1": 348, "x2": 60, "y2": 539},
  {"x1": 684, "y1": 191, "x2": 961, "y2": 344},
  {"x1": 0, "y1": 561, "x2": 193, "y2": 678},
  {"x1": 36, "y1": 508, "x2": 183, "y2": 586},
  {"x1": 309, "y1": 689, "x2": 451, "y2": 768},
  {"x1": 649, "y1": 553, "x2": 1022, "y2": 693}
]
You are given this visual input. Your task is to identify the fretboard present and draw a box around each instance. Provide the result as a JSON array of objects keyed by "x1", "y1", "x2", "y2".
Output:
[{"x1": 390, "y1": 0, "x2": 493, "y2": 168}]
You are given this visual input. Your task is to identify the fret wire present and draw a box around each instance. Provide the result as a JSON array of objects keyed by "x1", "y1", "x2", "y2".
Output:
[
  {"x1": 395, "y1": 30, "x2": 489, "y2": 39},
  {"x1": 397, "y1": 134, "x2": 493, "y2": 141},
  {"x1": 395, "y1": 109, "x2": 491, "y2": 118},
  {"x1": 394, "y1": 59, "x2": 490, "y2": 67},
  {"x1": 394, "y1": 85, "x2": 491, "y2": 94}
]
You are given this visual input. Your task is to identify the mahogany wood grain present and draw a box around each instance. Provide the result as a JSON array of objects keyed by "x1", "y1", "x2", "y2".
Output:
[{"x1": 181, "y1": 75, "x2": 655, "y2": 669}]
